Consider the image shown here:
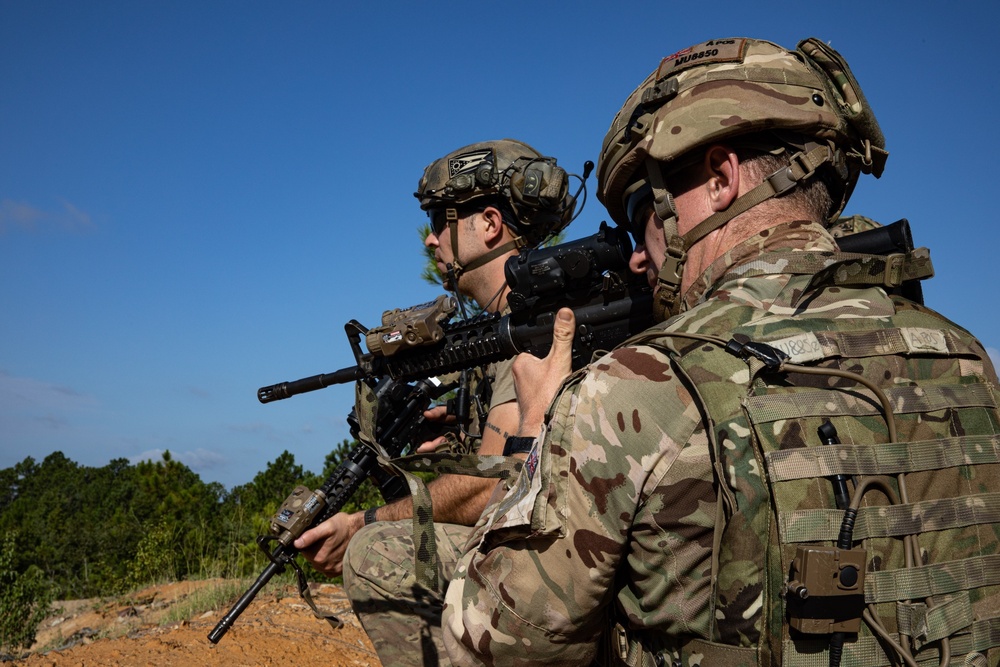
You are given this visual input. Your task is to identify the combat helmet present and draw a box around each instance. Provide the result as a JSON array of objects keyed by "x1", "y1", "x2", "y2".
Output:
[
  {"x1": 416, "y1": 139, "x2": 575, "y2": 250},
  {"x1": 596, "y1": 38, "x2": 888, "y2": 320}
]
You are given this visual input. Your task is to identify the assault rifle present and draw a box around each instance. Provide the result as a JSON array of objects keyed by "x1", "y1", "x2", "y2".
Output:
[
  {"x1": 208, "y1": 375, "x2": 448, "y2": 643},
  {"x1": 256, "y1": 221, "x2": 652, "y2": 403},
  {"x1": 208, "y1": 221, "x2": 652, "y2": 644}
]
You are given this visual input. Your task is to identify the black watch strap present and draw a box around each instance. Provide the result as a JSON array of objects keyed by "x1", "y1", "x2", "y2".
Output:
[
  {"x1": 363, "y1": 506, "x2": 380, "y2": 526},
  {"x1": 503, "y1": 436, "x2": 536, "y2": 456}
]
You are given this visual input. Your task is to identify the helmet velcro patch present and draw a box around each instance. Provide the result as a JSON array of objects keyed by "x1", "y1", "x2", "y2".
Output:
[
  {"x1": 655, "y1": 38, "x2": 747, "y2": 81},
  {"x1": 448, "y1": 149, "x2": 493, "y2": 178}
]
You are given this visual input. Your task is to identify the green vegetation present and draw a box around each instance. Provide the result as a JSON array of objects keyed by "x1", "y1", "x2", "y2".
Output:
[
  {"x1": 158, "y1": 578, "x2": 252, "y2": 626},
  {"x1": 0, "y1": 439, "x2": 383, "y2": 605},
  {"x1": 419, "y1": 221, "x2": 442, "y2": 287},
  {"x1": 0, "y1": 531, "x2": 55, "y2": 654}
]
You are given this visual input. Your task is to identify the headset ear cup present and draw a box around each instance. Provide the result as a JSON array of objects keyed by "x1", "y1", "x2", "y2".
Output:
[
  {"x1": 510, "y1": 160, "x2": 567, "y2": 210},
  {"x1": 501, "y1": 156, "x2": 575, "y2": 244},
  {"x1": 540, "y1": 165, "x2": 568, "y2": 208},
  {"x1": 511, "y1": 164, "x2": 542, "y2": 206}
]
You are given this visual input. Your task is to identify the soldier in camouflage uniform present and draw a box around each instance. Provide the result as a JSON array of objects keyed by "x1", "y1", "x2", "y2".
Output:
[
  {"x1": 296, "y1": 139, "x2": 576, "y2": 666},
  {"x1": 443, "y1": 39, "x2": 1000, "y2": 667}
]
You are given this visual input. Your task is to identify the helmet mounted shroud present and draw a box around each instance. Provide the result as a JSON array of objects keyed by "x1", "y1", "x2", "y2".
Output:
[
  {"x1": 596, "y1": 38, "x2": 888, "y2": 321},
  {"x1": 415, "y1": 139, "x2": 577, "y2": 286}
]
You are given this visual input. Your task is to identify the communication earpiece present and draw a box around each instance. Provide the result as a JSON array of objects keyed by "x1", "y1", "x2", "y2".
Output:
[{"x1": 508, "y1": 158, "x2": 569, "y2": 214}]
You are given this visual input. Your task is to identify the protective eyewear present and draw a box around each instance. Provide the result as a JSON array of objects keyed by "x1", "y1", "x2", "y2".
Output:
[
  {"x1": 427, "y1": 206, "x2": 485, "y2": 237},
  {"x1": 623, "y1": 181, "x2": 654, "y2": 244},
  {"x1": 428, "y1": 209, "x2": 451, "y2": 237}
]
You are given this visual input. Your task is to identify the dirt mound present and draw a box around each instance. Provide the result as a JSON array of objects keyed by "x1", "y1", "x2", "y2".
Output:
[{"x1": 9, "y1": 579, "x2": 381, "y2": 666}]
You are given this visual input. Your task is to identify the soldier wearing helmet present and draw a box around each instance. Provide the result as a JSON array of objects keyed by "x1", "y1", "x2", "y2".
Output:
[
  {"x1": 597, "y1": 37, "x2": 886, "y2": 322},
  {"x1": 443, "y1": 39, "x2": 1000, "y2": 667},
  {"x1": 296, "y1": 139, "x2": 576, "y2": 667},
  {"x1": 417, "y1": 139, "x2": 575, "y2": 298}
]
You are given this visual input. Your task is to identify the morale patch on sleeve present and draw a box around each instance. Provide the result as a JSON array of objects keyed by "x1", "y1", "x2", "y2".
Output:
[
  {"x1": 525, "y1": 446, "x2": 539, "y2": 480},
  {"x1": 766, "y1": 332, "x2": 824, "y2": 363},
  {"x1": 656, "y1": 38, "x2": 747, "y2": 81},
  {"x1": 902, "y1": 327, "x2": 950, "y2": 355}
]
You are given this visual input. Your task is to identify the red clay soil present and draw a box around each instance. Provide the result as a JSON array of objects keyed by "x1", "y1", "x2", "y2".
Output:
[{"x1": 9, "y1": 580, "x2": 381, "y2": 667}]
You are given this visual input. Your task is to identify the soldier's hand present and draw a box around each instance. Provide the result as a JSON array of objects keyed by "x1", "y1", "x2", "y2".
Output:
[
  {"x1": 417, "y1": 405, "x2": 453, "y2": 452},
  {"x1": 423, "y1": 404, "x2": 450, "y2": 422},
  {"x1": 294, "y1": 511, "x2": 363, "y2": 577},
  {"x1": 512, "y1": 307, "x2": 575, "y2": 437}
]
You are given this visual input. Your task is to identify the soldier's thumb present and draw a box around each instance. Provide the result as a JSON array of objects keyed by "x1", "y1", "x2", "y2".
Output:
[{"x1": 550, "y1": 308, "x2": 576, "y2": 358}]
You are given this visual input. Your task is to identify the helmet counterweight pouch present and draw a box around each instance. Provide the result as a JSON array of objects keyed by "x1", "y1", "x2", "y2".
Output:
[{"x1": 797, "y1": 38, "x2": 888, "y2": 179}]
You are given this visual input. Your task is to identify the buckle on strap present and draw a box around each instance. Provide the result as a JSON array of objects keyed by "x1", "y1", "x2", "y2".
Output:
[
  {"x1": 766, "y1": 145, "x2": 833, "y2": 196},
  {"x1": 660, "y1": 243, "x2": 687, "y2": 286},
  {"x1": 883, "y1": 253, "x2": 905, "y2": 287}
]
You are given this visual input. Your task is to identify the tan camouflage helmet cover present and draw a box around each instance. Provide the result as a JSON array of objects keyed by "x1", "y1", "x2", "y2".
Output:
[
  {"x1": 415, "y1": 139, "x2": 575, "y2": 246},
  {"x1": 597, "y1": 37, "x2": 888, "y2": 227},
  {"x1": 828, "y1": 213, "x2": 884, "y2": 238}
]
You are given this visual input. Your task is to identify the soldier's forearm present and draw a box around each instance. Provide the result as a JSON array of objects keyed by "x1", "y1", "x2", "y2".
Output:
[{"x1": 372, "y1": 473, "x2": 496, "y2": 526}]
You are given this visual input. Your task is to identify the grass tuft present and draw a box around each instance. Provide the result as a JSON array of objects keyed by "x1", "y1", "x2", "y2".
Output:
[{"x1": 159, "y1": 579, "x2": 250, "y2": 626}]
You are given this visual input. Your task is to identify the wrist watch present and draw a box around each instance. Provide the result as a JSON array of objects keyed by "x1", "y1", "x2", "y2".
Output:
[{"x1": 503, "y1": 435, "x2": 536, "y2": 456}]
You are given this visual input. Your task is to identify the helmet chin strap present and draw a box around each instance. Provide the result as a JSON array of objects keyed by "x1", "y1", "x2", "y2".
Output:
[
  {"x1": 646, "y1": 158, "x2": 686, "y2": 322},
  {"x1": 645, "y1": 142, "x2": 841, "y2": 321},
  {"x1": 444, "y1": 207, "x2": 521, "y2": 288}
]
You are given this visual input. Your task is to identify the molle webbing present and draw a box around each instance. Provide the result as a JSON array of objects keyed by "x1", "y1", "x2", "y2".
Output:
[
  {"x1": 803, "y1": 248, "x2": 933, "y2": 290},
  {"x1": 897, "y1": 595, "x2": 975, "y2": 648},
  {"x1": 864, "y1": 554, "x2": 1000, "y2": 605},
  {"x1": 655, "y1": 297, "x2": 1000, "y2": 667},
  {"x1": 778, "y1": 492, "x2": 1000, "y2": 543},
  {"x1": 767, "y1": 434, "x2": 1000, "y2": 482},
  {"x1": 745, "y1": 382, "x2": 996, "y2": 423},
  {"x1": 780, "y1": 616, "x2": 1000, "y2": 667},
  {"x1": 672, "y1": 618, "x2": 1000, "y2": 667},
  {"x1": 761, "y1": 326, "x2": 967, "y2": 365},
  {"x1": 711, "y1": 247, "x2": 933, "y2": 294}
]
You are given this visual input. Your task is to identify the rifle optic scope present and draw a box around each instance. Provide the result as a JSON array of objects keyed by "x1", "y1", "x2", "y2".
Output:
[{"x1": 505, "y1": 221, "x2": 633, "y2": 313}]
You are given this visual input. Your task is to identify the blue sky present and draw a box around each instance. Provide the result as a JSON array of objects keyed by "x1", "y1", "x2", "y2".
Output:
[{"x1": 3, "y1": 1, "x2": 999, "y2": 490}]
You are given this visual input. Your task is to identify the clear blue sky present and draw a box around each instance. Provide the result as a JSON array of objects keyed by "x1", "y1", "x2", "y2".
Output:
[{"x1": 3, "y1": 1, "x2": 998, "y2": 490}]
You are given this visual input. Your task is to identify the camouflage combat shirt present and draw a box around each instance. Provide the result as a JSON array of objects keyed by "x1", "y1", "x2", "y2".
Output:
[{"x1": 442, "y1": 220, "x2": 941, "y2": 665}]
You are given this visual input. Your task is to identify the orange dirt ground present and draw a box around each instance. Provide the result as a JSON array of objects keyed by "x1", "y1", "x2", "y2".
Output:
[{"x1": 7, "y1": 580, "x2": 382, "y2": 667}]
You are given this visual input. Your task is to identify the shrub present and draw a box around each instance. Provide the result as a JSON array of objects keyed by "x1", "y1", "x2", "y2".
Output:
[
  {"x1": 0, "y1": 531, "x2": 54, "y2": 655},
  {"x1": 123, "y1": 519, "x2": 177, "y2": 593}
]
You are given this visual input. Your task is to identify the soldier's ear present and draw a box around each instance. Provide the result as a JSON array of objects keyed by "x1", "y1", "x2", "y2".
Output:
[
  {"x1": 705, "y1": 145, "x2": 740, "y2": 213},
  {"x1": 479, "y1": 206, "x2": 506, "y2": 243}
]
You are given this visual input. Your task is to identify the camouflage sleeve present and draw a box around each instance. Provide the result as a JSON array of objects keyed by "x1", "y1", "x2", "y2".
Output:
[{"x1": 442, "y1": 344, "x2": 715, "y2": 665}]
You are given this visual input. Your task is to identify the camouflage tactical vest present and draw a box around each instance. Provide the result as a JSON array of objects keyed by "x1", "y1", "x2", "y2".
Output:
[{"x1": 618, "y1": 257, "x2": 1000, "y2": 667}]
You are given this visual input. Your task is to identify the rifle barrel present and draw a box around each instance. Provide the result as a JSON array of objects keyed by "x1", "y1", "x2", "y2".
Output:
[
  {"x1": 257, "y1": 365, "x2": 363, "y2": 403},
  {"x1": 207, "y1": 558, "x2": 285, "y2": 643}
]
